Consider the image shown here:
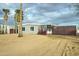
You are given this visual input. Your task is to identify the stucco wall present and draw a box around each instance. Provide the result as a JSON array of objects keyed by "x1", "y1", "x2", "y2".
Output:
[
  {"x1": 0, "y1": 25, "x2": 10, "y2": 34},
  {"x1": 22, "y1": 25, "x2": 39, "y2": 34}
]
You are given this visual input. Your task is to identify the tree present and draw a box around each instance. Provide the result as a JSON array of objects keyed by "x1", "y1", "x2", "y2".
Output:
[
  {"x1": 15, "y1": 3, "x2": 23, "y2": 37},
  {"x1": 3, "y1": 9, "x2": 9, "y2": 34}
]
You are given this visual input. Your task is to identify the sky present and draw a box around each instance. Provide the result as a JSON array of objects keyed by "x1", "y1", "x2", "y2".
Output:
[{"x1": 0, "y1": 3, "x2": 79, "y2": 26}]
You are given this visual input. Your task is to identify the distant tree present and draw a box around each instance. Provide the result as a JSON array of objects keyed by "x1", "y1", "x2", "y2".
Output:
[{"x1": 3, "y1": 9, "x2": 9, "y2": 34}]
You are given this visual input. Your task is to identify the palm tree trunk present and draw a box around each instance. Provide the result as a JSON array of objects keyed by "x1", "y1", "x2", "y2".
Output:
[
  {"x1": 15, "y1": 20, "x2": 17, "y2": 33},
  {"x1": 18, "y1": 3, "x2": 23, "y2": 37},
  {"x1": 18, "y1": 20, "x2": 23, "y2": 37},
  {"x1": 5, "y1": 20, "x2": 7, "y2": 34},
  {"x1": 4, "y1": 20, "x2": 7, "y2": 34},
  {"x1": 18, "y1": 12, "x2": 23, "y2": 37},
  {"x1": 3, "y1": 19, "x2": 5, "y2": 34}
]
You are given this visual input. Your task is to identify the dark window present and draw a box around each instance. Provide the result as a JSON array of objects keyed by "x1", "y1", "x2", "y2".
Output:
[
  {"x1": 30, "y1": 27, "x2": 34, "y2": 31},
  {"x1": 47, "y1": 25, "x2": 51, "y2": 28},
  {"x1": 47, "y1": 25, "x2": 52, "y2": 31},
  {"x1": 22, "y1": 27, "x2": 25, "y2": 31}
]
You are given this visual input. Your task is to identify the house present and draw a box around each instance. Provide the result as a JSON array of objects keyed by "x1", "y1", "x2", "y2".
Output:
[
  {"x1": 0, "y1": 23, "x2": 49, "y2": 35},
  {"x1": 22, "y1": 23, "x2": 40, "y2": 34},
  {"x1": 0, "y1": 23, "x2": 77, "y2": 35},
  {"x1": 0, "y1": 24, "x2": 16, "y2": 34},
  {"x1": 22, "y1": 23, "x2": 53, "y2": 35}
]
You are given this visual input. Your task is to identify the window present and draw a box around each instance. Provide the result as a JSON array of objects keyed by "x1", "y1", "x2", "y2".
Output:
[
  {"x1": 22, "y1": 27, "x2": 25, "y2": 31},
  {"x1": 47, "y1": 25, "x2": 51, "y2": 28},
  {"x1": 30, "y1": 27, "x2": 34, "y2": 31}
]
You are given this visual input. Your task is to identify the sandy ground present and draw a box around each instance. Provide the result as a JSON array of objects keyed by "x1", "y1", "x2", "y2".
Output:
[{"x1": 0, "y1": 34, "x2": 79, "y2": 56}]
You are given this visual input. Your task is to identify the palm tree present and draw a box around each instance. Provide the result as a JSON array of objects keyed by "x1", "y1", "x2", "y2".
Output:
[
  {"x1": 15, "y1": 3, "x2": 23, "y2": 37},
  {"x1": 3, "y1": 9, "x2": 9, "y2": 34},
  {"x1": 18, "y1": 3, "x2": 23, "y2": 37}
]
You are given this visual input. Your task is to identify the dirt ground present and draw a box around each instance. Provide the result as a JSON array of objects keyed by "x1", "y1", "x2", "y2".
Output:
[{"x1": 0, "y1": 34, "x2": 79, "y2": 56}]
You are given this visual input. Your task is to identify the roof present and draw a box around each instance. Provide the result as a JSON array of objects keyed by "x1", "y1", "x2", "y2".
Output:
[{"x1": 22, "y1": 23, "x2": 55, "y2": 26}]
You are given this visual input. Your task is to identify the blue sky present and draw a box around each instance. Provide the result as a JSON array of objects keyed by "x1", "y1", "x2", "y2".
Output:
[{"x1": 0, "y1": 3, "x2": 79, "y2": 26}]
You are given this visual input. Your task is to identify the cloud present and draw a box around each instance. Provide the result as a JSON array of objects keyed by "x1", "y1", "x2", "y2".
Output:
[
  {"x1": 0, "y1": 17, "x2": 3, "y2": 20},
  {"x1": 9, "y1": 9, "x2": 15, "y2": 17},
  {"x1": 24, "y1": 3, "x2": 76, "y2": 25},
  {"x1": 0, "y1": 3, "x2": 79, "y2": 26}
]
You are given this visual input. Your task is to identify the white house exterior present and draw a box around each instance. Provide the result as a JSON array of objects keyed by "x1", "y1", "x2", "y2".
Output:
[
  {"x1": 0, "y1": 23, "x2": 40, "y2": 34},
  {"x1": 7, "y1": 25, "x2": 15, "y2": 34},
  {"x1": 0, "y1": 24, "x2": 9, "y2": 34},
  {"x1": 0, "y1": 23, "x2": 54, "y2": 35},
  {"x1": 0, "y1": 24, "x2": 15, "y2": 34},
  {"x1": 22, "y1": 23, "x2": 40, "y2": 34},
  {"x1": 22, "y1": 23, "x2": 53, "y2": 35}
]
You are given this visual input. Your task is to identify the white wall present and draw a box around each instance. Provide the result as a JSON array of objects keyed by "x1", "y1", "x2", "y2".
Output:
[
  {"x1": 0, "y1": 24, "x2": 10, "y2": 34},
  {"x1": 7, "y1": 26, "x2": 10, "y2": 34},
  {"x1": 77, "y1": 30, "x2": 79, "y2": 33},
  {"x1": 22, "y1": 25, "x2": 39, "y2": 34},
  {"x1": 8, "y1": 25, "x2": 15, "y2": 34}
]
